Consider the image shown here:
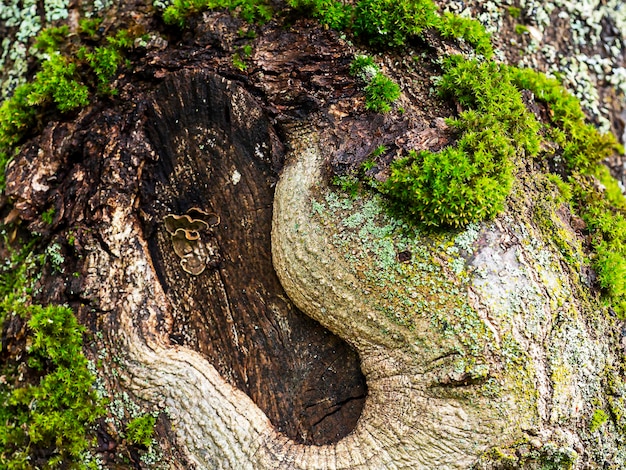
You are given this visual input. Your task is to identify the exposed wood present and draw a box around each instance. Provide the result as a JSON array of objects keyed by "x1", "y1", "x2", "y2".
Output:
[
  {"x1": 139, "y1": 70, "x2": 366, "y2": 444},
  {"x1": 2, "y1": 3, "x2": 626, "y2": 469}
]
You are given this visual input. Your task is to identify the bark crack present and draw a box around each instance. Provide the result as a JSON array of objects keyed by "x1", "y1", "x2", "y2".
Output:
[{"x1": 310, "y1": 394, "x2": 368, "y2": 429}]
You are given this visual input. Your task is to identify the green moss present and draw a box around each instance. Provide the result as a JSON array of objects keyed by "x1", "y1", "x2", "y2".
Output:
[
  {"x1": 27, "y1": 54, "x2": 90, "y2": 113},
  {"x1": 42, "y1": 207, "x2": 56, "y2": 225},
  {"x1": 331, "y1": 174, "x2": 360, "y2": 198},
  {"x1": 78, "y1": 18, "x2": 103, "y2": 38},
  {"x1": 570, "y1": 171, "x2": 626, "y2": 317},
  {"x1": 364, "y1": 73, "x2": 401, "y2": 113},
  {"x1": 0, "y1": 56, "x2": 85, "y2": 188},
  {"x1": 509, "y1": 67, "x2": 621, "y2": 172},
  {"x1": 126, "y1": 414, "x2": 156, "y2": 447},
  {"x1": 515, "y1": 24, "x2": 529, "y2": 35},
  {"x1": 0, "y1": 22, "x2": 136, "y2": 191},
  {"x1": 106, "y1": 29, "x2": 135, "y2": 50},
  {"x1": 440, "y1": 59, "x2": 541, "y2": 157},
  {"x1": 508, "y1": 6, "x2": 522, "y2": 19},
  {"x1": 370, "y1": 144, "x2": 387, "y2": 158},
  {"x1": 353, "y1": 0, "x2": 438, "y2": 47},
  {"x1": 0, "y1": 243, "x2": 106, "y2": 468},
  {"x1": 288, "y1": 0, "x2": 440, "y2": 47},
  {"x1": 350, "y1": 55, "x2": 400, "y2": 113},
  {"x1": 34, "y1": 25, "x2": 70, "y2": 53},
  {"x1": 82, "y1": 45, "x2": 125, "y2": 95},
  {"x1": 232, "y1": 44, "x2": 253, "y2": 71},
  {"x1": 594, "y1": 164, "x2": 626, "y2": 210},
  {"x1": 350, "y1": 54, "x2": 378, "y2": 79},
  {"x1": 287, "y1": 0, "x2": 354, "y2": 30},
  {"x1": 437, "y1": 12, "x2": 494, "y2": 59},
  {"x1": 589, "y1": 408, "x2": 609, "y2": 432},
  {"x1": 378, "y1": 58, "x2": 540, "y2": 228},
  {"x1": 162, "y1": 0, "x2": 272, "y2": 27},
  {"x1": 381, "y1": 145, "x2": 511, "y2": 228},
  {"x1": 499, "y1": 66, "x2": 624, "y2": 317},
  {"x1": 0, "y1": 83, "x2": 38, "y2": 148}
]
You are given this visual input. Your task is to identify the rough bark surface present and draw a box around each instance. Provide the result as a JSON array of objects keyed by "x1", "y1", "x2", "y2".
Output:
[
  {"x1": 2, "y1": 2, "x2": 626, "y2": 469},
  {"x1": 139, "y1": 70, "x2": 366, "y2": 445}
]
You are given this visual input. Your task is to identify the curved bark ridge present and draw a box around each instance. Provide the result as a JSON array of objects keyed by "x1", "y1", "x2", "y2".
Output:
[
  {"x1": 73, "y1": 70, "x2": 623, "y2": 468},
  {"x1": 271, "y1": 125, "x2": 622, "y2": 466}
]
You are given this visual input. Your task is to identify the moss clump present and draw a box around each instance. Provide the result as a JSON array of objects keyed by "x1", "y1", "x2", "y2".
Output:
[
  {"x1": 78, "y1": 18, "x2": 103, "y2": 38},
  {"x1": 232, "y1": 43, "x2": 253, "y2": 71},
  {"x1": 589, "y1": 408, "x2": 609, "y2": 432},
  {"x1": 352, "y1": 0, "x2": 438, "y2": 47},
  {"x1": 509, "y1": 67, "x2": 619, "y2": 172},
  {"x1": 504, "y1": 67, "x2": 624, "y2": 316},
  {"x1": 162, "y1": 0, "x2": 273, "y2": 27},
  {"x1": 508, "y1": 7, "x2": 522, "y2": 19},
  {"x1": 287, "y1": 0, "x2": 354, "y2": 30},
  {"x1": 364, "y1": 74, "x2": 401, "y2": 113},
  {"x1": 81, "y1": 45, "x2": 126, "y2": 95},
  {"x1": 515, "y1": 24, "x2": 529, "y2": 35},
  {"x1": 26, "y1": 53, "x2": 90, "y2": 113},
  {"x1": 356, "y1": 50, "x2": 625, "y2": 318},
  {"x1": 0, "y1": 244, "x2": 106, "y2": 468},
  {"x1": 349, "y1": 55, "x2": 400, "y2": 113},
  {"x1": 34, "y1": 25, "x2": 70, "y2": 53},
  {"x1": 289, "y1": 0, "x2": 440, "y2": 47},
  {"x1": 0, "y1": 23, "x2": 135, "y2": 191},
  {"x1": 571, "y1": 172, "x2": 626, "y2": 317},
  {"x1": 0, "y1": 84, "x2": 38, "y2": 148},
  {"x1": 289, "y1": 0, "x2": 494, "y2": 55},
  {"x1": 126, "y1": 414, "x2": 157, "y2": 447},
  {"x1": 437, "y1": 12, "x2": 494, "y2": 59},
  {"x1": 379, "y1": 57, "x2": 540, "y2": 228}
]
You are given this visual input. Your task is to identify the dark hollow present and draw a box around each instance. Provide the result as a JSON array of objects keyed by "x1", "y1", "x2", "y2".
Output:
[{"x1": 139, "y1": 70, "x2": 366, "y2": 445}]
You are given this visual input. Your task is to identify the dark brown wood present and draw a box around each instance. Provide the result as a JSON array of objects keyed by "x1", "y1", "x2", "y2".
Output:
[{"x1": 138, "y1": 70, "x2": 366, "y2": 445}]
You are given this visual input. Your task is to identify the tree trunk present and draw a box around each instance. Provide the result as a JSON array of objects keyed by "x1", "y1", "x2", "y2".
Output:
[{"x1": 2, "y1": 2, "x2": 626, "y2": 469}]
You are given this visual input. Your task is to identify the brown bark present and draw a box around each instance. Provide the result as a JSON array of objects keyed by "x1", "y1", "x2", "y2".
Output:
[
  {"x1": 139, "y1": 70, "x2": 366, "y2": 444},
  {"x1": 5, "y1": 64, "x2": 368, "y2": 442},
  {"x1": 3, "y1": 4, "x2": 626, "y2": 469}
]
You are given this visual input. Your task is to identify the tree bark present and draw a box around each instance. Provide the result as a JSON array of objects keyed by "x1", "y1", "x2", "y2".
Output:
[{"x1": 2, "y1": 2, "x2": 626, "y2": 469}]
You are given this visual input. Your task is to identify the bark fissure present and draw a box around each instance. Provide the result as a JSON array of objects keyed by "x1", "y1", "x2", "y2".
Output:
[{"x1": 310, "y1": 394, "x2": 368, "y2": 428}]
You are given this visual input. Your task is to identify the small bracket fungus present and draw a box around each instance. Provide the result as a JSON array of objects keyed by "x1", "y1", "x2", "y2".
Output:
[{"x1": 164, "y1": 208, "x2": 220, "y2": 275}]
